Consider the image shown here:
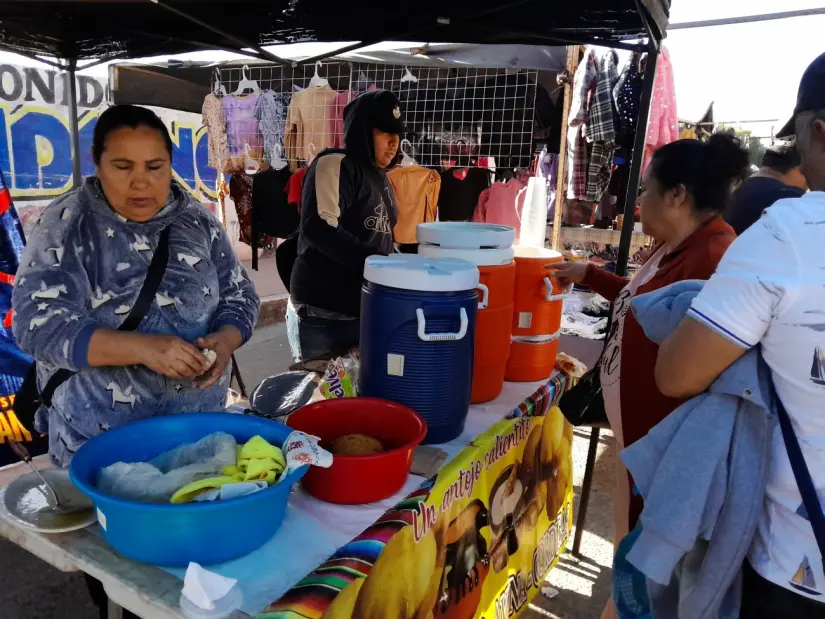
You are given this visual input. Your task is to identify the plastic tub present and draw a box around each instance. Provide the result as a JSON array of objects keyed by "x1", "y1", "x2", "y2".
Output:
[
  {"x1": 287, "y1": 398, "x2": 427, "y2": 504},
  {"x1": 70, "y1": 413, "x2": 307, "y2": 566}
]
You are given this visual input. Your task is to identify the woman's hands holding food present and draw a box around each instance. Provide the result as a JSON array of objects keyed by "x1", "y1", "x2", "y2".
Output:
[
  {"x1": 195, "y1": 325, "x2": 244, "y2": 389},
  {"x1": 139, "y1": 334, "x2": 210, "y2": 380}
]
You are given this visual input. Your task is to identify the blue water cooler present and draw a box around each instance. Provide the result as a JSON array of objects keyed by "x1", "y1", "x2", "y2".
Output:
[{"x1": 360, "y1": 255, "x2": 480, "y2": 444}]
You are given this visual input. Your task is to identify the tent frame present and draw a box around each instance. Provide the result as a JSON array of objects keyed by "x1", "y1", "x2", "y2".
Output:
[{"x1": 0, "y1": 0, "x2": 666, "y2": 564}]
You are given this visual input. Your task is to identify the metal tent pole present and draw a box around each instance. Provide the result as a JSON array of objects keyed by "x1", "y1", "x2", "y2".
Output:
[
  {"x1": 572, "y1": 41, "x2": 659, "y2": 557},
  {"x1": 67, "y1": 59, "x2": 83, "y2": 189},
  {"x1": 550, "y1": 45, "x2": 581, "y2": 251}
]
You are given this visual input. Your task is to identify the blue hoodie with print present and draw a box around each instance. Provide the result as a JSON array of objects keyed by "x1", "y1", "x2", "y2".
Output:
[{"x1": 12, "y1": 178, "x2": 260, "y2": 466}]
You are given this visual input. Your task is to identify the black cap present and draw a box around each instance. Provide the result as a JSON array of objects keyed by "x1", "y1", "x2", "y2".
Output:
[
  {"x1": 777, "y1": 52, "x2": 825, "y2": 138},
  {"x1": 371, "y1": 90, "x2": 408, "y2": 135}
]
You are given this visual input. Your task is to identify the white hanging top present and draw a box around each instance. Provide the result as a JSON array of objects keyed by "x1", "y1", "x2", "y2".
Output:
[
  {"x1": 364, "y1": 255, "x2": 479, "y2": 292},
  {"x1": 417, "y1": 244, "x2": 514, "y2": 267},
  {"x1": 416, "y1": 222, "x2": 516, "y2": 250}
]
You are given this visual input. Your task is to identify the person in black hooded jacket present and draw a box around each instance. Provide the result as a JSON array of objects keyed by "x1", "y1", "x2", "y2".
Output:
[{"x1": 286, "y1": 90, "x2": 403, "y2": 361}]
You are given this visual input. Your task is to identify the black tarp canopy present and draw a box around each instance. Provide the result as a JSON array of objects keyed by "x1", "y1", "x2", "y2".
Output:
[
  {"x1": 0, "y1": 0, "x2": 671, "y2": 559},
  {"x1": 0, "y1": 0, "x2": 669, "y2": 64}
]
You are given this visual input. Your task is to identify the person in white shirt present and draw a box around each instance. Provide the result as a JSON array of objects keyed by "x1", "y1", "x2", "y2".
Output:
[{"x1": 655, "y1": 52, "x2": 825, "y2": 618}]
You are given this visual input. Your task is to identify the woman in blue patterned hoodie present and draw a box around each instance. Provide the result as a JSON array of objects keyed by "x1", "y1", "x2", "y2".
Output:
[{"x1": 12, "y1": 105, "x2": 260, "y2": 467}]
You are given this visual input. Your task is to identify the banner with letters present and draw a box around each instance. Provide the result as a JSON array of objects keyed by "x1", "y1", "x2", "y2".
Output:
[
  {"x1": 0, "y1": 168, "x2": 42, "y2": 466},
  {"x1": 260, "y1": 374, "x2": 574, "y2": 619}
]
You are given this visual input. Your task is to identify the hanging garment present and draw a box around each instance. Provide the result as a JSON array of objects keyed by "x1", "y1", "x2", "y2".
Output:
[
  {"x1": 222, "y1": 94, "x2": 264, "y2": 159},
  {"x1": 387, "y1": 165, "x2": 440, "y2": 244},
  {"x1": 329, "y1": 86, "x2": 377, "y2": 148},
  {"x1": 567, "y1": 48, "x2": 598, "y2": 201},
  {"x1": 613, "y1": 52, "x2": 644, "y2": 151},
  {"x1": 229, "y1": 173, "x2": 275, "y2": 258},
  {"x1": 472, "y1": 179, "x2": 527, "y2": 238},
  {"x1": 250, "y1": 166, "x2": 295, "y2": 271},
  {"x1": 287, "y1": 167, "x2": 308, "y2": 212},
  {"x1": 585, "y1": 50, "x2": 619, "y2": 203},
  {"x1": 202, "y1": 94, "x2": 229, "y2": 169},
  {"x1": 252, "y1": 167, "x2": 295, "y2": 238},
  {"x1": 438, "y1": 168, "x2": 491, "y2": 222},
  {"x1": 642, "y1": 47, "x2": 679, "y2": 174},
  {"x1": 284, "y1": 84, "x2": 337, "y2": 171},
  {"x1": 254, "y1": 90, "x2": 290, "y2": 165}
]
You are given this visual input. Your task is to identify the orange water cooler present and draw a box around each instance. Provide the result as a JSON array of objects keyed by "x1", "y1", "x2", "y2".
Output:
[
  {"x1": 417, "y1": 223, "x2": 517, "y2": 403},
  {"x1": 505, "y1": 247, "x2": 567, "y2": 382}
]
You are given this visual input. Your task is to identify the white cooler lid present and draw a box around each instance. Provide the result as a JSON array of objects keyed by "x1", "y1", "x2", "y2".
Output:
[
  {"x1": 513, "y1": 246, "x2": 564, "y2": 260},
  {"x1": 364, "y1": 255, "x2": 480, "y2": 292},
  {"x1": 418, "y1": 244, "x2": 514, "y2": 266},
  {"x1": 416, "y1": 222, "x2": 515, "y2": 249}
]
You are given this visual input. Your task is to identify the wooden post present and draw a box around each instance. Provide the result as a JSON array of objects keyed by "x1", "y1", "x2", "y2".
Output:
[{"x1": 550, "y1": 45, "x2": 581, "y2": 251}]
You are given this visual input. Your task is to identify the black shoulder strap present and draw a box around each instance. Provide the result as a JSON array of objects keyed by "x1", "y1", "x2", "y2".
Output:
[
  {"x1": 40, "y1": 225, "x2": 171, "y2": 407},
  {"x1": 118, "y1": 226, "x2": 171, "y2": 332},
  {"x1": 771, "y1": 378, "x2": 825, "y2": 561}
]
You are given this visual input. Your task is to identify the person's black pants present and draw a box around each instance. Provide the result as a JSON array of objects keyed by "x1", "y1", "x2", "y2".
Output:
[
  {"x1": 741, "y1": 560, "x2": 825, "y2": 618},
  {"x1": 85, "y1": 574, "x2": 139, "y2": 619}
]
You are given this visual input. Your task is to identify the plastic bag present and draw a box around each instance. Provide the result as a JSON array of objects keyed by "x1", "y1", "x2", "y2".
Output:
[
  {"x1": 319, "y1": 353, "x2": 359, "y2": 399},
  {"x1": 248, "y1": 371, "x2": 318, "y2": 419},
  {"x1": 97, "y1": 432, "x2": 238, "y2": 503}
]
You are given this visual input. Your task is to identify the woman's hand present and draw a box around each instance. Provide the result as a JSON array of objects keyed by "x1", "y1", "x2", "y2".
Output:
[
  {"x1": 546, "y1": 261, "x2": 590, "y2": 288},
  {"x1": 195, "y1": 325, "x2": 244, "y2": 389},
  {"x1": 139, "y1": 334, "x2": 210, "y2": 380}
]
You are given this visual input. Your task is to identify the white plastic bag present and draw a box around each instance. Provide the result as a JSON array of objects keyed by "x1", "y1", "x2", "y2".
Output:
[{"x1": 97, "y1": 432, "x2": 238, "y2": 503}]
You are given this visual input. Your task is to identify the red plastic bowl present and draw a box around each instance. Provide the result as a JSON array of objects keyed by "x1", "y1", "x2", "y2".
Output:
[{"x1": 287, "y1": 398, "x2": 427, "y2": 504}]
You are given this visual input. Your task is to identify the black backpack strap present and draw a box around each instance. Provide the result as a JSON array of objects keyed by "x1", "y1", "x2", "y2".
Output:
[{"x1": 40, "y1": 225, "x2": 172, "y2": 408}]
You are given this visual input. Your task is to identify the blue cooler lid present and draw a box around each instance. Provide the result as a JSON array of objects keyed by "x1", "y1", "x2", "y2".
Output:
[{"x1": 364, "y1": 255, "x2": 479, "y2": 292}]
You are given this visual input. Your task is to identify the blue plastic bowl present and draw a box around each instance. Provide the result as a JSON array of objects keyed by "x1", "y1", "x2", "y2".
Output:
[{"x1": 70, "y1": 412, "x2": 307, "y2": 566}]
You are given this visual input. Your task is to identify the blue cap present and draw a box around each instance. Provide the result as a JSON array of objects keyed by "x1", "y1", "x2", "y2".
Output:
[{"x1": 777, "y1": 52, "x2": 825, "y2": 138}]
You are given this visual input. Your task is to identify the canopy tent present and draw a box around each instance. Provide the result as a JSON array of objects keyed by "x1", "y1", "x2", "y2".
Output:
[
  {"x1": 0, "y1": 0, "x2": 668, "y2": 64},
  {"x1": 1, "y1": 0, "x2": 671, "y2": 558},
  {"x1": 109, "y1": 43, "x2": 572, "y2": 115}
]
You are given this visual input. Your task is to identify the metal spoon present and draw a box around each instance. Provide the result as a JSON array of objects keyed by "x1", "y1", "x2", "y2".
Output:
[{"x1": 8, "y1": 440, "x2": 65, "y2": 513}]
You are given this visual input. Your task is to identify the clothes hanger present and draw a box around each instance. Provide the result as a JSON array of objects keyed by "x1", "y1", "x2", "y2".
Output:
[
  {"x1": 212, "y1": 68, "x2": 227, "y2": 97},
  {"x1": 400, "y1": 66, "x2": 419, "y2": 83},
  {"x1": 244, "y1": 143, "x2": 260, "y2": 175},
  {"x1": 233, "y1": 65, "x2": 259, "y2": 95},
  {"x1": 308, "y1": 62, "x2": 329, "y2": 89},
  {"x1": 270, "y1": 144, "x2": 288, "y2": 171},
  {"x1": 306, "y1": 142, "x2": 317, "y2": 163},
  {"x1": 399, "y1": 139, "x2": 416, "y2": 166}
]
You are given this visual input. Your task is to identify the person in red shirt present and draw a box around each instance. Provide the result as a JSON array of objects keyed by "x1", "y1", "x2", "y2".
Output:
[{"x1": 550, "y1": 133, "x2": 749, "y2": 619}]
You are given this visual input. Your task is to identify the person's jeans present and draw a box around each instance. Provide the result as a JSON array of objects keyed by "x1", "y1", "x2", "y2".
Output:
[
  {"x1": 286, "y1": 302, "x2": 360, "y2": 362},
  {"x1": 740, "y1": 560, "x2": 825, "y2": 618}
]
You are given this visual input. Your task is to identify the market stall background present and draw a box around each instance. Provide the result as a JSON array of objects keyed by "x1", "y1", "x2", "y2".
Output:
[{"x1": 0, "y1": 1, "x2": 671, "y2": 617}]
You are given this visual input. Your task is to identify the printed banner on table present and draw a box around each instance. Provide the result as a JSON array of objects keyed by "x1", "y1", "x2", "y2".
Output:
[
  {"x1": 0, "y1": 169, "x2": 41, "y2": 467},
  {"x1": 261, "y1": 374, "x2": 573, "y2": 619}
]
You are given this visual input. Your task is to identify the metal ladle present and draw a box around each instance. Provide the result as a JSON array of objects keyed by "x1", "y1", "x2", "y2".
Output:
[{"x1": 8, "y1": 440, "x2": 67, "y2": 513}]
